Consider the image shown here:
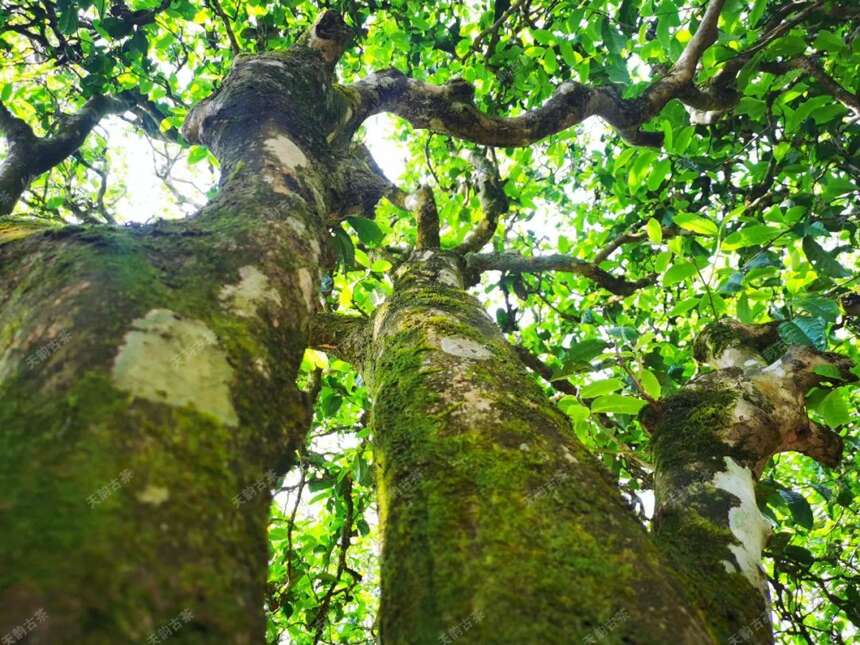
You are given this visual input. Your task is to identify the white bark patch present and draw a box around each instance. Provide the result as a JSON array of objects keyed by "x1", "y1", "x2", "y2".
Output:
[
  {"x1": 264, "y1": 135, "x2": 308, "y2": 171},
  {"x1": 439, "y1": 336, "x2": 492, "y2": 361},
  {"x1": 711, "y1": 457, "x2": 771, "y2": 593},
  {"x1": 438, "y1": 268, "x2": 462, "y2": 288},
  {"x1": 296, "y1": 268, "x2": 315, "y2": 312},
  {"x1": 219, "y1": 265, "x2": 281, "y2": 318},
  {"x1": 251, "y1": 59, "x2": 286, "y2": 68},
  {"x1": 112, "y1": 309, "x2": 238, "y2": 427},
  {"x1": 137, "y1": 485, "x2": 170, "y2": 506},
  {"x1": 713, "y1": 346, "x2": 766, "y2": 371}
]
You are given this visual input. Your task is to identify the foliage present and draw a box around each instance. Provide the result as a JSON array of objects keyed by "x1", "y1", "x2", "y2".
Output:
[{"x1": 1, "y1": 0, "x2": 858, "y2": 642}]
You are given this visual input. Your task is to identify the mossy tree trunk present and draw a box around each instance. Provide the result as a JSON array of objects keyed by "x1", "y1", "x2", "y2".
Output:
[
  {"x1": 314, "y1": 250, "x2": 713, "y2": 644},
  {"x1": 645, "y1": 320, "x2": 854, "y2": 644},
  {"x1": 0, "y1": 14, "x2": 380, "y2": 643}
]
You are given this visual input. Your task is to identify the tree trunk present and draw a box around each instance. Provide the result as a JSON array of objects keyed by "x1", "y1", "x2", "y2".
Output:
[
  {"x1": 645, "y1": 320, "x2": 853, "y2": 644},
  {"x1": 318, "y1": 250, "x2": 713, "y2": 644},
  {"x1": 0, "y1": 18, "x2": 366, "y2": 641}
]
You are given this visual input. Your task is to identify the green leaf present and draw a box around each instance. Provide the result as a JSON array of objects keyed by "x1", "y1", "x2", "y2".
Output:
[
  {"x1": 672, "y1": 213, "x2": 718, "y2": 236},
  {"x1": 646, "y1": 158, "x2": 671, "y2": 192},
  {"x1": 778, "y1": 317, "x2": 826, "y2": 350},
  {"x1": 627, "y1": 150, "x2": 658, "y2": 191},
  {"x1": 778, "y1": 489, "x2": 814, "y2": 530},
  {"x1": 565, "y1": 339, "x2": 608, "y2": 364},
  {"x1": 590, "y1": 395, "x2": 647, "y2": 415},
  {"x1": 821, "y1": 175, "x2": 857, "y2": 202},
  {"x1": 646, "y1": 218, "x2": 663, "y2": 244},
  {"x1": 637, "y1": 369, "x2": 661, "y2": 399},
  {"x1": 783, "y1": 545, "x2": 815, "y2": 566},
  {"x1": 796, "y1": 296, "x2": 840, "y2": 322},
  {"x1": 57, "y1": 0, "x2": 78, "y2": 34},
  {"x1": 345, "y1": 216, "x2": 385, "y2": 246},
  {"x1": 580, "y1": 378, "x2": 624, "y2": 398},
  {"x1": 663, "y1": 261, "x2": 697, "y2": 286},
  {"x1": 331, "y1": 227, "x2": 355, "y2": 269},
  {"x1": 668, "y1": 296, "x2": 699, "y2": 316},
  {"x1": 802, "y1": 237, "x2": 850, "y2": 278},
  {"x1": 187, "y1": 146, "x2": 209, "y2": 164},
  {"x1": 814, "y1": 388, "x2": 853, "y2": 427}
]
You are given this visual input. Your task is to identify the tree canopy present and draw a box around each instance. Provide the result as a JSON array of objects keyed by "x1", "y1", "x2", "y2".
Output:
[{"x1": 1, "y1": 0, "x2": 858, "y2": 642}]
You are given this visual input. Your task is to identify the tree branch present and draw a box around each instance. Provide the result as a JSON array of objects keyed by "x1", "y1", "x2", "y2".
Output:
[
  {"x1": 205, "y1": 0, "x2": 240, "y2": 56},
  {"x1": 761, "y1": 56, "x2": 860, "y2": 116},
  {"x1": 347, "y1": 0, "x2": 726, "y2": 147},
  {"x1": 512, "y1": 345, "x2": 578, "y2": 395},
  {"x1": 412, "y1": 185, "x2": 440, "y2": 250},
  {"x1": 0, "y1": 94, "x2": 136, "y2": 216},
  {"x1": 308, "y1": 312, "x2": 368, "y2": 365},
  {"x1": 455, "y1": 150, "x2": 509, "y2": 255},
  {"x1": 464, "y1": 251, "x2": 652, "y2": 296}
]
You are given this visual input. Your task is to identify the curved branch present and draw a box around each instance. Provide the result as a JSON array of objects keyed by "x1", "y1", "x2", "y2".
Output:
[
  {"x1": 413, "y1": 185, "x2": 440, "y2": 250},
  {"x1": 347, "y1": 0, "x2": 726, "y2": 147},
  {"x1": 0, "y1": 94, "x2": 136, "y2": 216},
  {"x1": 455, "y1": 151, "x2": 509, "y2": 255},
  {"x1": 465, "y1": 251, "x2": 652, "y2": 296}
]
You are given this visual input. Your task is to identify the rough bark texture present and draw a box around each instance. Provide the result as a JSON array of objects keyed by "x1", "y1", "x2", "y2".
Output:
[
  {"x1": 329, "y1": 250, "x2": 712, "y2": 644},
  {"x1": 0, "y1": 17, "x2": 365, "y2": 642},
  {"x1": 644, "y1": 320, "x2": 854, "y2": 644}
]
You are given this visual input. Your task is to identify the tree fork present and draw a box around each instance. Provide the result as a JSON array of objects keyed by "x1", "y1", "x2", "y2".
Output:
[
  {"x1": 0, "y1": 13, "x2": 370, "y2": 642},
  {"x1": 644, "y1": 319, "x2": 855, "y2": 643}
]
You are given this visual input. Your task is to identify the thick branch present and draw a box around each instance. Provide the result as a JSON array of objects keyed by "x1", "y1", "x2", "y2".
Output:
[
  {"x1": 348, "y1": 0, "x2": 726, "y2": 147},
  {"x1": 455, "y1": 151, "x2": 508, "y2": 255},
  {"x1": 513, "y1": 345, "x2": 578, "y2": 395},
  {"x1": 465, "y1": 251, "x2": 652, "y2": 296},
  {"x1": 308, "y1": 312, "x2": 368, "y2": 365},
  {"x1": 0, "y1": 94, "x2": 135, "y2": 216},
  {"x1": 412, "y1": 186, "x2": 440, "y2": 250},
  {"x1": 303, "y1": 10, "x2": 353, "y2": 71}
]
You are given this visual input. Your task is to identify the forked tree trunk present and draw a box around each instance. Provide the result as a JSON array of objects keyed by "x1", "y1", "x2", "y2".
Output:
[
  {"x1": 0, "y1": 18, "x2": 365, "y2": 642},
  {"x1": 645, "y1": 321, "x2": 853, "y2": 644},
  {"x1": 315, "y1": 250, "x2": 713, "y2": 643}
]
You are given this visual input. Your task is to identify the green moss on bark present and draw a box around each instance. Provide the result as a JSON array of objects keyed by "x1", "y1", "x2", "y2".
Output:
[{"x1": 363, "y1": 253, "x2": 711, "y2": 644}]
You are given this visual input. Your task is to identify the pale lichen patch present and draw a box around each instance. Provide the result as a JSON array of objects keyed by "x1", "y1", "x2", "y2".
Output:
[
  {"x1": 440, "y1": 336, "x2": 492, "y2": 361},
  {"x1": 438, "y1": 268, "x2": 462, "y2": 288},
  {"x1": 296, "y1": 268, "x2": 315, "y2": 312},
  {"x1": 112, "y1": 309, "x2": 239, "y2": 427},
  {"x1": 264, "y1": 135, "x2": 308, "y2": 171},
  {"x1": 219, "y1": 265, "x2": 281, "y2": 318},
  {"x1": 711, "y1": 457, "x2": 771, "y2": 594},
  {"x1": 137, "y1": 485, "x2": 170, "y2": 506}
]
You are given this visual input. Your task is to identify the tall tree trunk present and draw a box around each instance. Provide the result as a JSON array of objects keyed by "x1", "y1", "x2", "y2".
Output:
[
  {"x1": 645, "y1": 320, "x2": 853, "y2": 644},
  {"x1": 0, "y1": 15, "x2": 370, "y2": 642},
  {"x1": 315, "y1": 250, "x2": 713, "y2": 644}
]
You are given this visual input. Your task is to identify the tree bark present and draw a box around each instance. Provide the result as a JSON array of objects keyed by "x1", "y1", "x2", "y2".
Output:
[
  {"x1": 644, "y1": 320, "x2": 853, "y2": 644},
  {"x1": 317, "y1": 250, "x2": 713, "y2": 644},
  {"x1": 0, "y1": 15, "x2": 367, "y2": 642}
]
